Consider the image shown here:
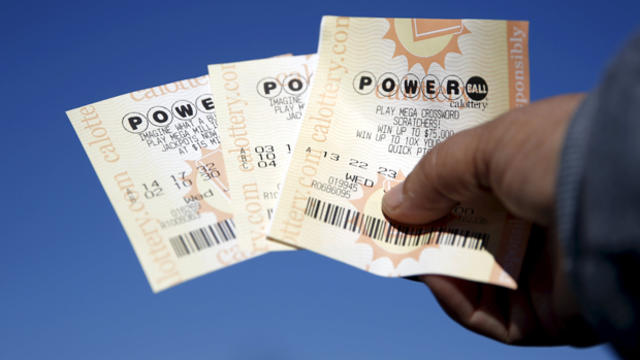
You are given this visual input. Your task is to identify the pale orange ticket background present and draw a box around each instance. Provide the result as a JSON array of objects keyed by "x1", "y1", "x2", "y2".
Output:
[
  {"x1": 209, "y1": 54, "x2": 317, "y2": 253},
  {"x1": 269, "y1": 16, "x2": 531, "y2": 288},
  {"x1": 67, "y1": 75, "x2": 263, "y2": 292}
]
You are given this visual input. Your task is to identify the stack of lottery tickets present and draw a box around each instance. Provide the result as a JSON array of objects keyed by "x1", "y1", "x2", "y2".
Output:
[{"x1": 67, "y1": 16, "x2": 530, "y2": 292}]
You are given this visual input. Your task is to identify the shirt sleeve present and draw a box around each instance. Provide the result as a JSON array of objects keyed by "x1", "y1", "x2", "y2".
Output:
[{"x1": 556, "y1": 32, "x2": 640, "y2": 358}]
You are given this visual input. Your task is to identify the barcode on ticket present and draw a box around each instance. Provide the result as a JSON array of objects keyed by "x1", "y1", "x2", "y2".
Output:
[
  {"x1": 169, "y1": 219, "x2": 236, "y2": 258},
  {"x1": 304, "y1": 197, "x2": 489, "y2": 250}
]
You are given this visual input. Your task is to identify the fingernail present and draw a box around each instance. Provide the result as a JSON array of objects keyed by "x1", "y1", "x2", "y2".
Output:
[{"x1": 382, "y1": 182, "x2": 404, "y2": 213}]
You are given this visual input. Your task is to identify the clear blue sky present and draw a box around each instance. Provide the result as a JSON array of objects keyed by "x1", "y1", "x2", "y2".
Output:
[{"x1": 1, "y1": 1, "x2": 637, "y2": 359}]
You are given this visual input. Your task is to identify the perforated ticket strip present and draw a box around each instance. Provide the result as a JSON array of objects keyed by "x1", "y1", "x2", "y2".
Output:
[
  {"x1": 209, "y1": 54, "x2": 317, "y2": 253},
  {"x1": 269, "y1": 17, "x2": 531, "y2": 288},
  {"x1": 68, "y1": 75, "x2": 262, "y2": 292}
]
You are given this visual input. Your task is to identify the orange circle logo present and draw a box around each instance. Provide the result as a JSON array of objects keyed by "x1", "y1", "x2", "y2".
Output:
[{"x1": 384, "y1": 18, "x2": 470, "y2": 72}]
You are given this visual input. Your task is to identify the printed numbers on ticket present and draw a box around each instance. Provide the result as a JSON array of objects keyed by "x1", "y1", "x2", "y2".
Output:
[
  {"x1": 269, "y1": 17, "x2": 532, "y2": 288},
  {"x1": 67, "y1": 75, "x2": 261, "y2": 292},
  {"x1": 209, "y1": 54, "x2": 317, "y2": 253}
]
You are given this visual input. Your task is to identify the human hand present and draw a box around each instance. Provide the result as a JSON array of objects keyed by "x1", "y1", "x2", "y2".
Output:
[{"x1": 382, "y1": 94, "x2": 600, "y2": 346}]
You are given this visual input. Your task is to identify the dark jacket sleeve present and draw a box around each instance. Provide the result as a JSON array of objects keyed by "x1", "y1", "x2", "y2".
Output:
[{"x1": 556, "y1": 33, "x2": 640, "y2": 358}]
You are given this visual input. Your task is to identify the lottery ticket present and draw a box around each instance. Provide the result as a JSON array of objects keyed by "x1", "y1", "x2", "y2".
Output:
[
  {"x1": 67, "y1": 75, "x2": 261, "y2": 292},
  {"x1": 268, "y1": 16, "x2": 531, "y2": 288},
  {"x1": 209, "y1": 54, "x2": 317, "y2": 253}
]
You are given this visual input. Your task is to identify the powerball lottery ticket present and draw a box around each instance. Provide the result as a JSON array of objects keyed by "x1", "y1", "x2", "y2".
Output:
[
  {"x1": 68, "y1": 75, "x2": 263, "y2": 292},
  {"x1": 209, "y1": 54, "x2": 317, "y2": 253},
  {"x1": 268, "y1": 16, "x2": 531, "y2": 288}
]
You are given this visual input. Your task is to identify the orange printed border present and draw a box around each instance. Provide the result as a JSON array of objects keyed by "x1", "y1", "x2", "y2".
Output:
[{"x1": 507, "y1": 21, "x2": 530, "y2": 109}]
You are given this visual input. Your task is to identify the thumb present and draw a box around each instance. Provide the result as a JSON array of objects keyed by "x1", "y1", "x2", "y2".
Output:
[{"x1": 381, "y1": 124, "x2": 491, "y2": 225}]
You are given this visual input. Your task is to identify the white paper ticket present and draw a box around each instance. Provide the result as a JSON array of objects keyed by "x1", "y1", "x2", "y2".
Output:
[
  {"x1": 209, "y1": 54, "x2": 317, "y2": 253},
  {"x1": 268, "y1": 16, "x2": 532, "y2": 288},
  {"x1": 67, "y1": 75, "x2": 262, "y2": 292}
]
